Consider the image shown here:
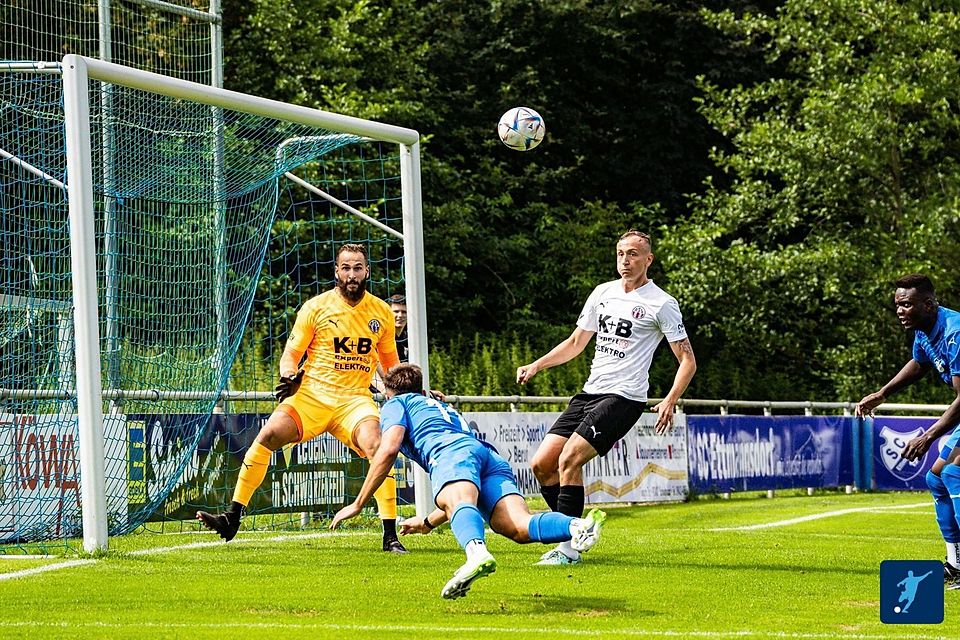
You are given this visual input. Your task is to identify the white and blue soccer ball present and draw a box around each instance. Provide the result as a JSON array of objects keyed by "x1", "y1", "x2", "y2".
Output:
[{"x1": 497, "y1": 106, "x2": 545, "y2": 151}]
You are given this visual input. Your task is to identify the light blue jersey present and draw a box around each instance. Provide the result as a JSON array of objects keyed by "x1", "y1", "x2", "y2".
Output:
[
  {"x1": 914, "y1": 307, "x2": 960, "y2": 457},
  {"x1": 379, "y1": 392, "x2": 519, "y2": 515},
  {"x1": 913, "y1": 306, "x2": 960, "y2": 386},
  {"x1": 379, "y1": 393, "x2": 476, "y2": 472}
]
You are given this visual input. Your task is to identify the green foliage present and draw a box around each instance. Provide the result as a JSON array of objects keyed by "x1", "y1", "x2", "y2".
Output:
[
  {"x1": 427, "y1": 330, "x2": 688, "y2": 407},
  {"x1": 662, "y1": 0, "x2": 960, "y2": 401},
  {"x1": 222, "y1": 0, "x2": 429, "y2": 122},
  {"x1": 428, "y1": 332, "x2": 590, "y2": 408},
  {"x1": 222, "y1": 0, "x2": 768, "y2": 339},
  {"x1": 220, "y1": 0, "x2": 960, "y2": 402}
]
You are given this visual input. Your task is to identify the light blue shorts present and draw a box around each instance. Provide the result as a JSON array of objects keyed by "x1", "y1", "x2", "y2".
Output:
[
  {"x1": 939, "y1": 428, "x2": 960, "y2": 460},
  {"x1": 429, "y1": 440, "x2": 521, "y2": 521}
]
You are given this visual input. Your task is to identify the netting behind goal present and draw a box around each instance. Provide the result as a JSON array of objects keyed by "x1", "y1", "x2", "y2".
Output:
[
  {"x1": 1, "y1": 0, "x2": 217, "y2": 84},
  {"x1": 0, "y1": 65, "x2": 412, "y2": 551}
]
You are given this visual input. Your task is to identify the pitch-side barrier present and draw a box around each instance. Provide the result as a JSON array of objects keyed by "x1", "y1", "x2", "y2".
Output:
[{"x1": 0, "y1": 398, "x2": 944, "y2": 543}]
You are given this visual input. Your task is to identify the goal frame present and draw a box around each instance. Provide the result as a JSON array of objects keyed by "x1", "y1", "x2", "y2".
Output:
[{"x1": 60, "y1": 54, "x2": 432, "y2": 552}]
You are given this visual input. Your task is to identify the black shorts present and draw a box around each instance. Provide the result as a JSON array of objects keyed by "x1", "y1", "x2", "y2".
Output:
[{"x1": 548, "y1": 392, "x2": 646, "y2": 456}]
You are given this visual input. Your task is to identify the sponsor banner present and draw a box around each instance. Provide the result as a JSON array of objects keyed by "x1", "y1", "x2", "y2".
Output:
[
  {"x1": 583, "y1": 413, "x2": 688, "y2": 503},
  {"x1": 871, "y1": 416, "x2": 945, "y2": 490},
  {"x1": 393, "y1": 454, "x2": 417, "y2": 506},
  {"x1": 0, "y1": 413, "x2": 127, "y2": 543},
  {"x1": 462, "y1": 412, "x2": 688, "y2": 503},
  {"x1": 130, "y1": 414, "x2": 364, "y2": 520},
  {"x1": 687, "y1": 415, "x2": 844, "y2": 493},
  {"x1": 461, "y1": 412, "x2": 554, "y2": 497}
]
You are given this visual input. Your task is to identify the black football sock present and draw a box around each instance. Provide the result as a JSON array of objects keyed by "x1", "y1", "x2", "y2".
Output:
[
  {"x1": 557, "y1": 485, "x2": 585, "y2": 518},
  {"x1": 382, "y1": 518, "x2": 398, "y2": 540},
  {"x1": 540, "y1": 483, "x2": 561, "y2": 512},
  {"x1": 227, "y1": 501, "x2": 244, "y2": 521}
]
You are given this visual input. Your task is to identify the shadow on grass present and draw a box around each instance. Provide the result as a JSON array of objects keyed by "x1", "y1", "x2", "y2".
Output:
[
  {"x1": 456, "y1": 592, "x2": 648, "y2": 618},
  {"x1": 595, "y1": 553, "x2": 878, "y2": 576}
]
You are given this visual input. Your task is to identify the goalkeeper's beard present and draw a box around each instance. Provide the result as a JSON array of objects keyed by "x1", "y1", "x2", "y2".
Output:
[{"x1": 336, "y1": 276, "x2": 367, "y2": 303}]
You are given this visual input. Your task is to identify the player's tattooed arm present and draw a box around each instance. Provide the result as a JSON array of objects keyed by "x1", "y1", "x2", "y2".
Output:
[{"x1": 653, "y1": 337, "x2": 697, "y2": 434}]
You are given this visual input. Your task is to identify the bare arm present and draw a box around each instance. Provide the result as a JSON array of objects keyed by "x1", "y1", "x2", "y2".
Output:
[
  {"x1": 854, "y1": 359, "x2": 929, "y2": 418},
  {"x1": 651, "y1": 338, "x2": 697, "y2": 435},
  {"x1": 400, "y1": 507, "x2": 448, "y2": 535},
  {"x1": 901, "y1": 375, "x2": 960, "y2": 461},
  {"x1": 516, "y1": 327, "x2": 595, "y2": 384},
  {"x1": 329, "y1": 426, "x2": 404, "y2": 529}
]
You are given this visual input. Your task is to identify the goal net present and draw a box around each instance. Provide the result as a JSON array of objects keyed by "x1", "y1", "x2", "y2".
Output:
[{"x1": 0, "y1": 57, "x2": 425, "y2": 552}]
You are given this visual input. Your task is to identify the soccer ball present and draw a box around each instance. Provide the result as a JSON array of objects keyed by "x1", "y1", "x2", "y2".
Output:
[{"x1": 497, "y1": 107, "x2": 545, "y2": 151}]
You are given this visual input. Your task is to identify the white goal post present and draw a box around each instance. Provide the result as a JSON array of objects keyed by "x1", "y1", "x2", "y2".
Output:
[{"x1": 60, "y1": 54, "x2": 433, "y2": 551}]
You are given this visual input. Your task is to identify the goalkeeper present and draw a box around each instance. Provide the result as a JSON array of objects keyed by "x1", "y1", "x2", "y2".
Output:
[
  {"x1": 197, "y1": 243, "x2": 407, "y2": 553},
  {"x1": 330, "y1": 364, "x2": 607, "y2": 599}
]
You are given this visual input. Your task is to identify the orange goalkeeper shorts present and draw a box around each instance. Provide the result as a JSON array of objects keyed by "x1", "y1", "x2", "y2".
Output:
[{"x1": 277, "y1": 391, "x2": 379, "y2": 457}]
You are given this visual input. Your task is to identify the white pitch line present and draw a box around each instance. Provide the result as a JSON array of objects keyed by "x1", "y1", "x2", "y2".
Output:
[
  {"x1": 862, "y1": 508, "x2": 930, "y2": 515},
  {"x1": 0, "y1": 559, "x2": 97, "y2": 581},
  {"x1": 0, "y1": 531, "x2": 372, "y2": 580},
  {"x1": 710, "y1": 502, "x2": 930, "y2": 531},
  {"x1": 128, "y1": 530, "x2": 369, "y2": 555},
  {"x1": 0, "y1": 620, "x2": 941, "y2": 640}
]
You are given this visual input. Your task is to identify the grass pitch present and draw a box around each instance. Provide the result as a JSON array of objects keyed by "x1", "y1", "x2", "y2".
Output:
[{"x1": 0, "y1": 491, "x2": 951, "y2": 639}]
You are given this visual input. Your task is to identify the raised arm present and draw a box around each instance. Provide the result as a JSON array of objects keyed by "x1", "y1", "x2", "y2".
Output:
[{"x1": 516, "y1": 327, "x2": 594, "y2": 385}]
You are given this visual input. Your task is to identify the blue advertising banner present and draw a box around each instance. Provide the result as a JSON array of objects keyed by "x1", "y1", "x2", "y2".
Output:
[
  {"x1": 870, "y1": 416, "x2": 950, "y2": 490},
  {"x1": 688, "y1": 415, "x2": 846, "y2": 493}
]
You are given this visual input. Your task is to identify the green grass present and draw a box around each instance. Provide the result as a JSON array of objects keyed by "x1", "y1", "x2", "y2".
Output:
[{"x1": 0, "y1": 491, "x2": 951, "y2": 639}]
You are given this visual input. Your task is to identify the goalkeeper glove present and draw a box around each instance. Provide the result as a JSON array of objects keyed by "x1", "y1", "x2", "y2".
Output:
[{"x1": 275, "y1": 370, "x2": 305, "y2": 402}]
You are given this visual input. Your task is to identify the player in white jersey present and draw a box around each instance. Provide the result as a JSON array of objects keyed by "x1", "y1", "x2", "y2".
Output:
[{"x1": 516, "y1": 230, "x2": 697, "y2": 565}]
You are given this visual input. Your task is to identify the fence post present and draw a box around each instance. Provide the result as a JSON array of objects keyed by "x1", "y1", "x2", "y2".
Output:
[
  {"x1": 851, "y1": 415, "x2": 861, "y2": 491},
  {"x1": 860, "y1": 417, "x2": 874, "y2": 489}
]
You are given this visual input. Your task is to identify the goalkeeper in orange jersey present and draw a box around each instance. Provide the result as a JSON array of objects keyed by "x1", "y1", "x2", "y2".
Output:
[{"x1": 196, "y1": 243, "x2": 407, "y2": 553}]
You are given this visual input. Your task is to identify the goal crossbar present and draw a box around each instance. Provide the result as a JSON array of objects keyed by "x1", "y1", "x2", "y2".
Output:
[{"x1": 68, "y1": 56, "x2": 419, "y2": 145}]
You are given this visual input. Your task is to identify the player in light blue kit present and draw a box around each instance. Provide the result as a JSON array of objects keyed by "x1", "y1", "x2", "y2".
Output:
[
  {"x1": 856, "y1": 274, "x2": 960, "y2": 584},
  {"x1": 330, "y1": 363, "x2": 607, "y2": 600}
]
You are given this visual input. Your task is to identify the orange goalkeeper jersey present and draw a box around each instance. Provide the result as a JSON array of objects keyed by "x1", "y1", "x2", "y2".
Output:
[{"x1": 286, "y1": 289, "x2": 399, "y2": 395}]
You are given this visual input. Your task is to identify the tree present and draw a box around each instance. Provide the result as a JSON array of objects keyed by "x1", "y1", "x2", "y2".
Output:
[
  {"x1": 660, "y1": 0, "x2": 960, "y2": 400},
  {"x1": 411, "y1": 0, "x2": 771, "y2": 338}
]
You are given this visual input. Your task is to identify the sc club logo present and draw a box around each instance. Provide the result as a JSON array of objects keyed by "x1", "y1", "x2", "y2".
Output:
[{"x1": 878, "y1": 426, "x2": 925, "y2": 482}]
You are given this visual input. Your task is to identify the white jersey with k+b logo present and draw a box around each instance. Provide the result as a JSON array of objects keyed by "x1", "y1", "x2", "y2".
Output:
[{"x1": 577, "y1": 279, "x2": 687, "y2": 402}]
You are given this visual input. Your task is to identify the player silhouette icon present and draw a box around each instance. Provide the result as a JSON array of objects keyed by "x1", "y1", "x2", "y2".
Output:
[{"x1": 897, "y1": 570, "x2": 933, "y2": 613}]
